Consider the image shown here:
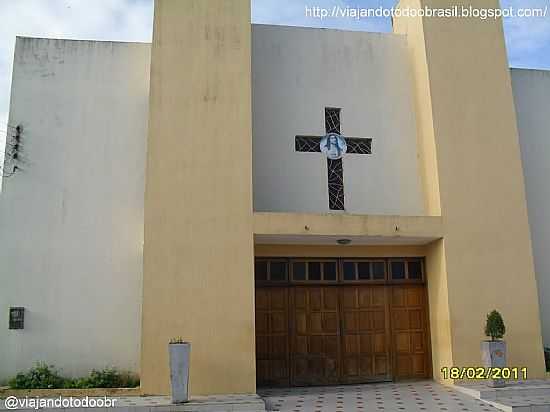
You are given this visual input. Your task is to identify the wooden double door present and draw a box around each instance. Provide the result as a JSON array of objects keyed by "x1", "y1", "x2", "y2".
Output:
[{"x1": 255, "y1": 259, "x2": 431, "y2": 387}]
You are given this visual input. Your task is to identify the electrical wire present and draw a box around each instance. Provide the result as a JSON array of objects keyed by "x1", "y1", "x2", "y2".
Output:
[
  {"x1": 1, "y1": 165, "x2": 18, "y2": 178},
  {"x1": 0, "y1": 124, "x2": 22, "y2": 178}
]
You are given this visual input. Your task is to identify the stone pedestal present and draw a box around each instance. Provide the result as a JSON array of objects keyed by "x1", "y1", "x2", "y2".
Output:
[
  {"x1": 481, "y1": 340, "x2": 506, "y2": 388},
  {"x1": 169, "y1": 343, "x2": 191, "y2": 403}
]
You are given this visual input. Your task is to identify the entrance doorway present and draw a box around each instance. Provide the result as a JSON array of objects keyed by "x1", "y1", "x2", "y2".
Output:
[{"x1": 254, "y1": 258, "x2": 431, "y2": 387}]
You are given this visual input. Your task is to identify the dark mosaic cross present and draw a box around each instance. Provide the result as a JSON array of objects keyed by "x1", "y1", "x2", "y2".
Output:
[{"x1": 295, "y1": 107, "x2": 373, "y2": 210}]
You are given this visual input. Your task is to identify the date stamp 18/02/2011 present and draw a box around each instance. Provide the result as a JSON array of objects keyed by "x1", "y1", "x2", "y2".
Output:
[{"x1": 440, "y1": 367, "x2": 528, "y2": 380}]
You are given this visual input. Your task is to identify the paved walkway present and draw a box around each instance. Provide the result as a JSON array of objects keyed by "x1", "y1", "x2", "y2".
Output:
[{"x1": 259, "y1": 381, "x2": 500, "y2": 412}]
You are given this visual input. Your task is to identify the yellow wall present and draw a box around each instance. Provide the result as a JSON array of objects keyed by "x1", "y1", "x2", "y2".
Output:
[
  {"x1": 254, "y1": 212, "x2": 443, "y2": 239},
  {"x1": 394, "y1": 0, "x2": 545, "y2": 380},
  {"x1": 141, "y1": 0, "x2": 255, "y2": 395},
  {"x1": 392, "y1": 0, "x2": 441, "y2": 216},
  {"x1": 256, "y1": 244, "x2": 428, "y2": 258},
  {"x1": 424, "y1": 239, "x2": 453, "y2": 383}
]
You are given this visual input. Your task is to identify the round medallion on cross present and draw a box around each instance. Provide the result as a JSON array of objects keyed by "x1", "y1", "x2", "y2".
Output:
[{"x1": 320, "y1": 133, "x2": 347, "y2": 160}]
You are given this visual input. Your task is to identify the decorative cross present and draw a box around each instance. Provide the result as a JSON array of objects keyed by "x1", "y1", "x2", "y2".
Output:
[{"x1": 295, "y1": 107, "x2": 373, "y2": 211}]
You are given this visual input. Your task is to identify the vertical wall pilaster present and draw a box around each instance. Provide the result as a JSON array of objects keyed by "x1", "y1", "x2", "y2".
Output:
[
  {"x1": 141, "y1": 0, "x2": 255, "y2": 395},
  {"x1": 394, "y1": 0, "x2": 545, "y2": 380}
]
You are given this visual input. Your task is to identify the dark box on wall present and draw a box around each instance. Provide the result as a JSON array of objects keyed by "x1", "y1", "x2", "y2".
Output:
[{"x1": 9, "y1": 307, "x2": 24, "y2": 329}]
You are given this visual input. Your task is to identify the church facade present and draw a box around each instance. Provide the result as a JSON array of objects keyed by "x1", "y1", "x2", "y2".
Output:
[{"x1": 1, "y1": 0, "x2": 549, "y2": 396}]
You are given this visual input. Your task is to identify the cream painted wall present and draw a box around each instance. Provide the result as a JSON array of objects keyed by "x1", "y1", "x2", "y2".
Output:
[
  {"x1": 0, "y1": 38, "x2": 150, "y2": 381},
  {"x1": 512, "y1": 68, "x2": 550, "y2": 347},
  {"x1": 252, "y1": 25, "x2": 424, "y2": 216}
]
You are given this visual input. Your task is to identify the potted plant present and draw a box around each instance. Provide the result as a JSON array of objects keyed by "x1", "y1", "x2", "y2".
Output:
[
  {"x1": 169, "y1": 337, "x2": 191, "y2": 403},
  {"x1": 481, "y1": 310, "x2": 506, "y2": 387}
]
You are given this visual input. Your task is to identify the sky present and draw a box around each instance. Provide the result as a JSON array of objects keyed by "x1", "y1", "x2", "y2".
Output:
[{"x1": 1, "y1": 0, "x2": 550, "y2": 165}]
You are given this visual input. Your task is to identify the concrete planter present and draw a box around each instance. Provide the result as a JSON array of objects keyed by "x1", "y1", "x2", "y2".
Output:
[
  {"x1": 169, "y1": 342, "x2": 191, "y2": 403},
  {"x1": 481, "y1": 340, "x2": 506, "y2": 388}
]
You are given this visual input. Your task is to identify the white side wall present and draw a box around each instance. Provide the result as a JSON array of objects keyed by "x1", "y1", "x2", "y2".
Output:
[
  {"x1": 512, "y1": 68, "x2": 550, "y2": 347},
  {"x1": 0, "y1": 38, "x2": 150, "y2": 381},
  {"x1": 252, "y1": 25, "x2": 424, "y2": 215}
]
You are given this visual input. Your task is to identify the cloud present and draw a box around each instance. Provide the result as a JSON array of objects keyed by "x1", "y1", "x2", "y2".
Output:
[
  {"x1": 501, "y1": 0, "x2": 550, "y2": 69},
  {"x1": 252, "y1": 0, "x2": 394, "y2": 32}
]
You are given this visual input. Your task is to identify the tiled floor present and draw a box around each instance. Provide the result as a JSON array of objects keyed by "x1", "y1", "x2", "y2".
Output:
[{"x1": 259, "y1": 381, "x2": 501, "y2": 412}]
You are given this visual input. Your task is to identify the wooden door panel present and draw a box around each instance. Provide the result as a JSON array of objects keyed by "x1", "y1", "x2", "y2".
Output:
[
  {"x1": 340, "y1": 286, "x2": 391, "y2": 383},
  {"x1": 291, "y1": 287, "x2": 340, "y2": 386},
  {"x1": 255, "y1": 287, "x2": 290, "y2": 387},
  {"x1": 255, "y1": 267, "x2": 431, "y2": 387},
  {"x1": 390, "y1": 285, "x2": 430, "y2": 380}
]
